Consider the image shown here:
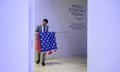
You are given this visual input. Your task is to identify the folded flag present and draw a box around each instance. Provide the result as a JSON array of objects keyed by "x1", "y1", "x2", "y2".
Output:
[{"x1": 40, "y1": 32, "x2": 57, "y2": 54}]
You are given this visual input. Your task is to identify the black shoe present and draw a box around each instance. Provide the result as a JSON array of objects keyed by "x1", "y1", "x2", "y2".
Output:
[
  {"x1": 42, "y1": 62, "x2": 46, "y2": 66},
  {"x1": 36, "y1": 60, "x2": 40, "y2": 64}
]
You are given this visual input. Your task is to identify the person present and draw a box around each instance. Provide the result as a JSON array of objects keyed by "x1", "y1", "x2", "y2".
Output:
[{"x1": 35, "y1": 18, "x2": 49, "y2": 66}]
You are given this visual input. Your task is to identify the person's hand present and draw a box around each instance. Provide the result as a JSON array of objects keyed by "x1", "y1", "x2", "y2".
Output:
[{"x1": 54, "y1": 32, "x2": 56, "y2": 36}]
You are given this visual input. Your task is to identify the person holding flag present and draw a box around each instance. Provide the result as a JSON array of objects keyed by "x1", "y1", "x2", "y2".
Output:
[
  {"x1": 35, "y1": 18, "x2": 57, "y2": 66},
  {"x1": 35, "y1": 18, "x2": 49, "y2": 66}
]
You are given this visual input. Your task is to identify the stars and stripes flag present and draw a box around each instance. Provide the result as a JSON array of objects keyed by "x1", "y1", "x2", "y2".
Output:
[{"x1": 39, "y1": 32, "x2": 57, "y2": 55}]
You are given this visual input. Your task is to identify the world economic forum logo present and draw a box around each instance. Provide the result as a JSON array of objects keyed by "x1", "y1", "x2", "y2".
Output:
[
  {"x1": 68, "y1": 4, "x2": 86, "y2": 30},
  {"x1": 69, "y1": 4, "x2": 85, "y2": 21}
]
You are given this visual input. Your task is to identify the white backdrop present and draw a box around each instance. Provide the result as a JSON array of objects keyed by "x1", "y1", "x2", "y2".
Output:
[{"x1": 35, "y1": 0, "x2": 87, "y2": 57}]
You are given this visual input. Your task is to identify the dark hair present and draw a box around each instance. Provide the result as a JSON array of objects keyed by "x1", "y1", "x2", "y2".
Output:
[{"x1": 43, "y1": 18, "x2": 48, "y2": 23}]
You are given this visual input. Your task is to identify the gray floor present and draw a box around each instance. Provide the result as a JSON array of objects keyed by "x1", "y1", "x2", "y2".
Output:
[{"x1": 34, "y1": 56, "x2": 87, "y2": 72}]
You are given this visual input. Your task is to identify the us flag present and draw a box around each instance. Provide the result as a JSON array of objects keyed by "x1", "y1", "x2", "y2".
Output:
[{"x1": 40, "y1": 32, "x2": 57, "y2": 54}]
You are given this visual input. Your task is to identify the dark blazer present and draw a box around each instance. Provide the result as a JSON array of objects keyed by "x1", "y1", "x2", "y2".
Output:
[{"x1": 36, "y1": 25, "x2": 49, "y2": 33}]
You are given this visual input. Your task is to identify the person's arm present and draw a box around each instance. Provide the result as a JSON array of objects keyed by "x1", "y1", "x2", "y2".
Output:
[
  {"x1": 35, "y1": 26, "x2": 39, "y2": 39},
  {"x1": 35, "y1": 26, "x2": 39, "y2": 32}
]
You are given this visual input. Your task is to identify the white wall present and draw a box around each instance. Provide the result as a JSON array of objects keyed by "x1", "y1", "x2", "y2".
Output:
[
  {"x1": 35, "y1": 0, "x2": 87, "y2": 57},
  {"x1": 0, "y1": 0, "x2": 29, "y2": 72},
  {"x1": 88, "y1": 0, "x2": 120, "y2": 72},
  {"x1": 29, "y1": 0, "x2": 35, "y2": 72}
]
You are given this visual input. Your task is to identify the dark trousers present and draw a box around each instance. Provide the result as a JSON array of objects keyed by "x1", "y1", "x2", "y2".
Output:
[{"x1": 37, "y1": 52, "x2": 46, "y2": 63}]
